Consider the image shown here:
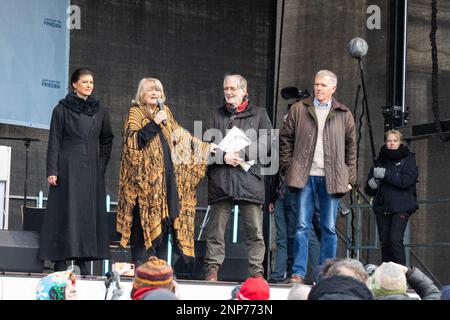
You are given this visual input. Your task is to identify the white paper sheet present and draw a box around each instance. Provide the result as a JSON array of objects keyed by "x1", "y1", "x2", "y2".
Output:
[{"x1": 217, "y1": 126, "x2": 254, "y2": 171}]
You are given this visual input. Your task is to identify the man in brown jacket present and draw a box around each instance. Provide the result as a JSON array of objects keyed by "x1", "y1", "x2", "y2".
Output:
[{"x1": 280, "y1": 70, "x2": 356, "y2": 283}]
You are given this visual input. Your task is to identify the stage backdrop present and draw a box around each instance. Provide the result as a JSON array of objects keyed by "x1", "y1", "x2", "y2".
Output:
[{"x1": 0, "y1": 0, "x2": 69, "y2": 129}]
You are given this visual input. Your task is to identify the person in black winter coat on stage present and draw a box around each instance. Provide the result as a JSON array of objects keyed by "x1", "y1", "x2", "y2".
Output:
[
  {"x1": 202, "y1": 74, "x2": 272, "y2": 281},
  {"x1": 39, "y1": 68, "x2": 114, "y2": 274},
  {"x1": 365, "y1": 129, "x2": 418, "y2": 266}
]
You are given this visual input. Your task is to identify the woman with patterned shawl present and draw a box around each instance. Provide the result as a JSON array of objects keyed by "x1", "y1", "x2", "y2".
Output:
[{"x1": 117, "y1": 78, "x2": 216, "y2": 267}]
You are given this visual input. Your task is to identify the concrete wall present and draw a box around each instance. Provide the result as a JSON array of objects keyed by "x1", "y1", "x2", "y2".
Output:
[
  {"x1": 405, "y1": 0, "x2": 450, "y2": 284},
  {"x1": 277, "y1": 0, "x2": 450, "y2": 284}
]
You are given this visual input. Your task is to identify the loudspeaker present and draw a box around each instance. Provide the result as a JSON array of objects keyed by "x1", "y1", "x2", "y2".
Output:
[
  {"x1": 174, "y1": 240, "x2": 249, "y2": 282},
  {"x1": 22, "y1": 206, "x2": 45, "y2": 232},
  {"x1": 0, "y1": 230, "x2": 44, "y2": 273}
]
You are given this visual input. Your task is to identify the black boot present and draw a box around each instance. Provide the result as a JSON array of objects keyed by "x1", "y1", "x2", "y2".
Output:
[{"x1": 54, "y1": 260, "x2": 67, "y2": 272}]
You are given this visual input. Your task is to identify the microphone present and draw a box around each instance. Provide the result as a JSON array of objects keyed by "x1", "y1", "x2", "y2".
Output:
[
  {"x1": 157, "y1": 99, "x2": 167, "y2": 126},
  {"x1": 347, "y1": 37, "x2": 368, "y2": 59}
]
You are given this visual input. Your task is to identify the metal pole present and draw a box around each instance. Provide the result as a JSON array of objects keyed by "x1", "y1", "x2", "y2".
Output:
[
  {"x1": 359, "y1": 59, "x2": 377, "y2": 163},
  {"x1": 356, "y1": 207, "x2": 362, "y2": 261},
  {"x1": 402, "y1": 0, "x2": 408, "y2": 115},
  {"x1": 23, "y1": 139, "x2": 30, "y2": 210},
  {"x1": 37, "y1": 190, "x2": 43, "y2": 208},
  {"x1": 232, "y1": 205, "x2": 239, "y2": 243},
  {"x1": 346, "y1": 212, "x2": 351, "y2": 258}
]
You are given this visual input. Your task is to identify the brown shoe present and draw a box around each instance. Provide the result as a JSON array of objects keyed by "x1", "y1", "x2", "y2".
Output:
[
  {"x1": 205, "y1": 264, "x2": 219, "y2": 281},
  {"x1": 290, "y1": 274, "x2": 305, "y2": 284}
]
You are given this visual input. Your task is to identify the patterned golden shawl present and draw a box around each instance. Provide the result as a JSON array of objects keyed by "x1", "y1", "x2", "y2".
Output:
[{"x1": 116, "y1": 104, "x2": 210, "y2": 258}]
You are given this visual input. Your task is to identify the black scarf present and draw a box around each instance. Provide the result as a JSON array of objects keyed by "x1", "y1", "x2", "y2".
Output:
[
  {"x1": 377, "y1": 143, "x2": 410, "y2": 164},
  {"x1": 59, "y1": 91, "x2": 99, "y2": 116}
]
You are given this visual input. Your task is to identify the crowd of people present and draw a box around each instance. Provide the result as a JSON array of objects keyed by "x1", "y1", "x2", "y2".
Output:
[
  {"x1": 35, "y1": 67, "x2": 444, "y2": 300},
  {"x1": 35, "y1": 256, "x2": 448, "y2": 300}
]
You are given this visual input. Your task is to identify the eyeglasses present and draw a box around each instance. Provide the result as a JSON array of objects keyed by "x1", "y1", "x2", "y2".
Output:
[{"x1": 223, "y1": 86, "x2": 241, "y2": 92}]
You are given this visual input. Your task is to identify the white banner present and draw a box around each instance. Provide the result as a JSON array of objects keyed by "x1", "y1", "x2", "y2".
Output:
[{"x1": 0, "y1": 0, "x2": 70, "y2": 129}]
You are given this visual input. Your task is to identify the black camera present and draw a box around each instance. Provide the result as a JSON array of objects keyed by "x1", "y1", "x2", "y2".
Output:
[
  {"x1": 381, "y1": 105, "x2": 409, "y2": 130},
  {"x1": 281, "y1": 87, "x2": 311, "y2": 101}
]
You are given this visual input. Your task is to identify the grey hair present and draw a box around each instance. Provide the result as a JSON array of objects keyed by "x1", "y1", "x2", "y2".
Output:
[
  {"x1": 223, "y1": 74, "x2": 247, "y2": 91},
  {"x1": 133, "y1": 77, "x2": 166, "y2": 105},
  {"x1": 326, "y1": 258, "x2": 369, "y2": 285},
  {"x1": 315, "y1": 70, "x2": 338, "y2": 87}
]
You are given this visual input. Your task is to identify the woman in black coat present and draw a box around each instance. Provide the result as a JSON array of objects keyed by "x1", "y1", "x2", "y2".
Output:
[
  {"x1": 39, "y1": 68, "x2": 114, "y2": 274},
  {"x1": 365, "y1": 130, "x2": 418, "y2": 266}
]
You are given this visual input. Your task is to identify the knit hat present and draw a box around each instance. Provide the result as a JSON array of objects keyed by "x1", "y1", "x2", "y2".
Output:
[
  {"x1": 36, "y1": 270, "x2": 76, "y2": 300},
  {"x1": 237, "y1": 277, "x2": 270, "y2": 300},
  {"x1": 131, "y1": 256, "x2": 174, "y2": 300},
  {"x1": 308, "y1": 275, "x2": 374, "y2": 300},
  {"x1": 370, "y1": 262, "x2": 407, "y2": 297},
  {"x1": 440, "y1": 285, "x2": 450, "y2": 300}
]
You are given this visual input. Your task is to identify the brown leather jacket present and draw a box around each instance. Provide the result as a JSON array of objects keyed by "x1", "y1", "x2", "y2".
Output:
[{"x1": 280, "y1": 96, "x2": 356, "y2": 196}]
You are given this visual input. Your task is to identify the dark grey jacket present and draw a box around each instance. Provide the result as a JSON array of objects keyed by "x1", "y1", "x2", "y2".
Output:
[{"x1": 205, "y1": 104, "x2": 272, "y2": 204}]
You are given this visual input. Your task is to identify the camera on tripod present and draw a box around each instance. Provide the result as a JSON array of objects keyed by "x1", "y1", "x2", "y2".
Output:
[{"x1": 381, "y1": 105, "x2": 409, "y2": 130}]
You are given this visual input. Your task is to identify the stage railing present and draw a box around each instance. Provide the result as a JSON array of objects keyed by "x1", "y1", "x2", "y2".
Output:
[{"x1": 340, "y1": 196, "x2": 450, "y2": 287}]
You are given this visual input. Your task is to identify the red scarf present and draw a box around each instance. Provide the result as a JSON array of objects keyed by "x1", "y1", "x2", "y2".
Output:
[{"x1": 225, "y1": 98, "x2": 249, "y2": 115}]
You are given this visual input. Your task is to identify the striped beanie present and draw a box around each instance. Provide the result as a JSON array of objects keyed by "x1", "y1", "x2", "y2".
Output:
[{"x1": 131, "y1": 256, "x2": 174, "y2": 300}]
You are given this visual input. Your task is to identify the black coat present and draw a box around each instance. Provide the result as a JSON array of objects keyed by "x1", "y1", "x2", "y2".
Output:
[
  {"x1": 365, "y1": 144, "x2": 418, "y2": 215},
  {"x1": 39, "y1": 92, "x2": 114, "y2": 261},
  {"x1": 205, "y1": 104, "x2": 272, "y2": 205}
]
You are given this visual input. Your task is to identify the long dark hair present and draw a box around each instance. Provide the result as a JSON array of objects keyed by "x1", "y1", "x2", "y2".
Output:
[{"x1": 70, "y1": 67, "x2": 95, "y2": 89}]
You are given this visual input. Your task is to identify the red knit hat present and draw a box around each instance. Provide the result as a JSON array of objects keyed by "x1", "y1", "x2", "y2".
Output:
[{"x1": 237, "y1": 277, "x2": 270, "y2": 300}]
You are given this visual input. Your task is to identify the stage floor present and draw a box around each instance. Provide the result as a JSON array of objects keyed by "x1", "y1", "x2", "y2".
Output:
[{"x1": 0, "y1": 272, "x2": 292, "y2": 300}]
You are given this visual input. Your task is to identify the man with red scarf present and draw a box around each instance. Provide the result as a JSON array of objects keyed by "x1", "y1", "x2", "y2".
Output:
[{"x1": 203, "y1": 74, "x2": 273, "y2": 281}]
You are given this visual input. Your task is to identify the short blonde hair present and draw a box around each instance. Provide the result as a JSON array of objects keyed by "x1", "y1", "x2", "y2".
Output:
[
  {"x1": 133, "y1": 78, "x2": 166, "y2": 105},
  {"x1": 223, "y1": 74, "x2": 247, "y2": 91},
  {"x1": 315, "y1": 70, "x2": 338, "y2": 87},
  {"x1": 384, "y1": 129, "x2": 403, "y2": 142}
]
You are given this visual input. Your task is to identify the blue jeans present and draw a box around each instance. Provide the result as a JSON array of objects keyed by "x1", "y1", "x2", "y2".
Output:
[
  {"x1": 270, "y1": 187, "x2": 297, "y2": 281},
  {"x1": 292, "y1": 176, "x2": 340, "y2": 278},
  {"x1": 307, "y1": 208, "x2": 321, "y2": 281}
]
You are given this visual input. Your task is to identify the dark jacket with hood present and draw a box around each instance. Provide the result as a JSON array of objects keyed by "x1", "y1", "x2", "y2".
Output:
[
  {"x1": 365, "y1": 143, "x2": 418, "y2": 215},
  {"x1": 205, "y1": 103, "x2": 272, "y2": 205}
]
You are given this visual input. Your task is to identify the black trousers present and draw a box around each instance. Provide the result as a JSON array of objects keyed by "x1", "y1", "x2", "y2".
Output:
[
  {"x1": 375, "y1": 212, "x2": 410, "y2": 265},
  {"x1": 130, "y1": 205, "x2": 169, "y2": 265}
]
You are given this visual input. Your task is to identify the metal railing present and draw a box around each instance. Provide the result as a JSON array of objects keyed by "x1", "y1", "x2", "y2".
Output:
[{"x1": 339, "y1": 189, "x2": 450, "y2": 287}]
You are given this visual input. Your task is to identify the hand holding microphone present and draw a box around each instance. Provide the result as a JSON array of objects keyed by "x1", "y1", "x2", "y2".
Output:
[
  {"x1": 154, "y1": 110, "x2": 168, "y2": 125},
  {"x1": 156, "y1": 99, "x2": 167, "y2": 126}
]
